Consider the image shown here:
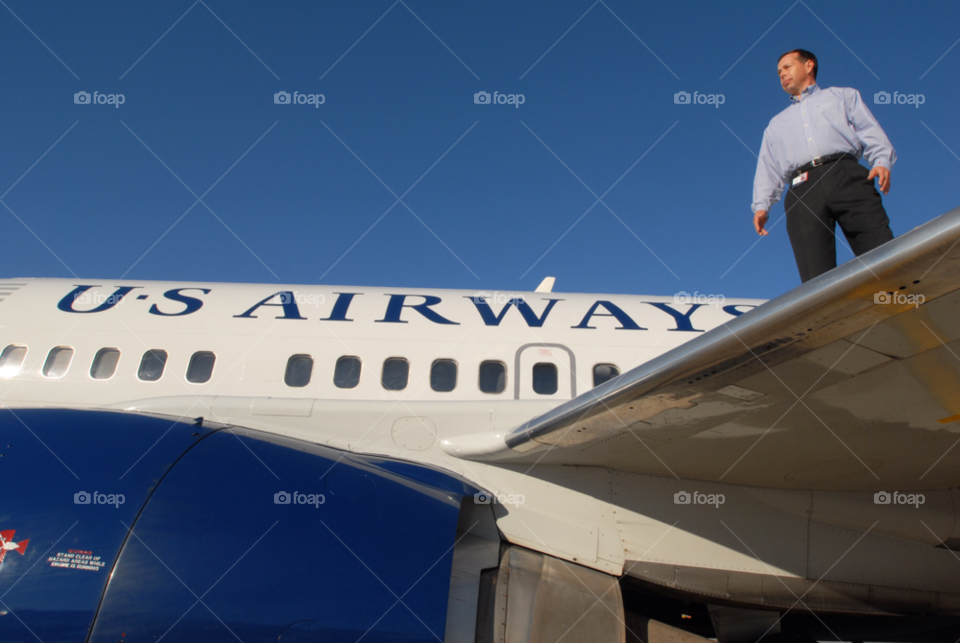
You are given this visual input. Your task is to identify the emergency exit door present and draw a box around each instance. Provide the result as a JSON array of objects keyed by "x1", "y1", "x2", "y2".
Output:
[{"x1": 514, "y1": 343, "x2": 576, "y2": 400}]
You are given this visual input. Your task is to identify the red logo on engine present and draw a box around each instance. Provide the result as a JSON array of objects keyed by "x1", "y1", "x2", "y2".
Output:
[{"x1": 0, "y1": 530, "x2": 29, "y2": 564}]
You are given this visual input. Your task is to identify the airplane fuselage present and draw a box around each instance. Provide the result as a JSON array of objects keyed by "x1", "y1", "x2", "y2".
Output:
[{"x1": 0, "y1": 279, "x2": 759, "y2": 407}]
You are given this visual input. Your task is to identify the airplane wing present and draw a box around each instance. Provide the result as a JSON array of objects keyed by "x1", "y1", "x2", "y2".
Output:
[{"x1": 444, "y1": 206, "x2": 960, "y2": 492}]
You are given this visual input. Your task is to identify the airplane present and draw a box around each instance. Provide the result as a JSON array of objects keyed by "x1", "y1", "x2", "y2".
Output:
[
  {"x1": 0, "y1": 532, "x2": 28, "y2": 565},
  {"x1": 1, "y1": 206, "x2": 960, "y2": 643}
]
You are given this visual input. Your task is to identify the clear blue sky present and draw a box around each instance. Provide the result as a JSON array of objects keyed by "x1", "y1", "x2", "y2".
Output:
[{"x1": 1, "y1": 0, "x2": 957, "y2": 301}]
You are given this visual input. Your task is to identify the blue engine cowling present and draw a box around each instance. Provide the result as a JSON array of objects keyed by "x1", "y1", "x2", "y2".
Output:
[{"x1": 0, "y1": 409, "x2": 478, "y2": 643}]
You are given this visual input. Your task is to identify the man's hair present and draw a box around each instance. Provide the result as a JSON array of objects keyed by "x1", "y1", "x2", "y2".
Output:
[{"x1": 778, "y1": 49, "x2": 818, "y2": 79}]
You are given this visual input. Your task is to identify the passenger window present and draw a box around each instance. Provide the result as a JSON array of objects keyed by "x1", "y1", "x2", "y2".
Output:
[
  {"x1": 381, "y1": 357, "x2": 409, "y2": 391},
  {"x1": 532, "y1": 363, "x2": 558, "y2": 395},
  {"x1": 0, "y1": 345, "x2": 27, "y2": 378},
  {"x1": 90, "y1": 348, "x2": 120, "y2": 380},
  {"x1": 430, "y1": 359, "x2": 457, "y2": 392},
  {"x1": 593, "y1": 364, "x2": 620, "y2": 387},
  {"x1": 138, "y1": 349, "x2": 168, "y2": 382},
  {"x1": 334, "y1": 356, "x2": 361, "y2": 389},
  {"x1": 284, "y1": 354, "x2": 313, "y2": 388},
  {"x1": 186, "y1": 351, "x2": 216, "y2": 384},
  {"x1": 42, "y1": 346, "x2": 74, "y2": 378},
  {"x1": 478, "y1": 361, "x2": 505, "y2": 394}
]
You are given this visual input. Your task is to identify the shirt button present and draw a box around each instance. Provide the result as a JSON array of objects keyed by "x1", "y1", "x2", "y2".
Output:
[{"x1": 808, "y1": 138, "x2": 812, "y2": 141}]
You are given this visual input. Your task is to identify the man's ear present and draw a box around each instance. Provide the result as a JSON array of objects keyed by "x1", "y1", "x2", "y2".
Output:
[{"x1": 806, "y1": 59, "x2": 816, "y2": 78}]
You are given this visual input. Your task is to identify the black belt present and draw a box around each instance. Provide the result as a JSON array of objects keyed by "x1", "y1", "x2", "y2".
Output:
[{"x1": 791, "y1": 152, "x2": 858, "y2": 179}]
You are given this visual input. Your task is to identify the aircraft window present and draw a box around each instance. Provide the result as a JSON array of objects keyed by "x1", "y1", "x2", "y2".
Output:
[
  {"x1": 186, "y1": 351, "x2": 216, "y2": 384},
  {"x1": 381, "y1": 357, "x2": 409, "y2": 391},
  {"x1": 479, "y1": 361, "x2": 506, "y2": 394},
  {"x1": 90, "y1": 348, "x2": 120, "y2": 380},
  {"x1": 138, "y1": 349, "x2": 168, "y2": 382},
  {"x1": 284, "y1": 354, "x2": 313, "y2": 388},
  {"x1": 0, "y1": 345, "x2": 27, "y2": 378},
  {"x1": 430, "y1": 359, "x2": 457, "y2": 392},
  {"x1": 593, "y1": 364, "x2": 620, "y2": 387},
  {"x1": 532, "y1": 362, "x2": 558, "y2": 395},
  {"x1": 334, "y1": 356, "x2": 361, "y2": 389},
  {"x1": 42, "y1": 346, "x2": 74, "y2": 379}
]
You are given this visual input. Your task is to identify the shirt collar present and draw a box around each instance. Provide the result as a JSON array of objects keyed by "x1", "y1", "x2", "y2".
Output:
[{"x1": 790, "y1": 83, "x2": 819, "y2": 103}]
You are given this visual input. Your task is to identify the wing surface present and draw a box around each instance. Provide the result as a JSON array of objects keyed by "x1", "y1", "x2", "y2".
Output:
[{"x1": 445, "y1": 207, "x2": 960, "y2": 492}]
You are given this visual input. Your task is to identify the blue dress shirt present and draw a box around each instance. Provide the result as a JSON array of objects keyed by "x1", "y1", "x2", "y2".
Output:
[{"x1": 751, "y1": 83, "x2": 896, "y2": 213}]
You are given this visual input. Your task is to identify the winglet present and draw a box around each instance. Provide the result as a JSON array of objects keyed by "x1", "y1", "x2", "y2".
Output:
[{"x1": 535, "y1": 277, "x2": 555, "y2": 293}]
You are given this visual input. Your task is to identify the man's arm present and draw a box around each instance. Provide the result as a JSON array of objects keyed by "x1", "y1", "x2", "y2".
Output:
[
  {"x1": 845, "y1": 88, "x2": 895, "y2": 194},
  {"x1": 752, "y1": 129, "x2": 785, "y2": 235}
]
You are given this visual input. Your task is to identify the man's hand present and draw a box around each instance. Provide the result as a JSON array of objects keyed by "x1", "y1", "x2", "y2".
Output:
[
  {"x1": 753, "y1": 210, "x2": 769, "y2": 236},
  {"x1": 868, "y1": 166, "x2": 891, "y2": 194}
]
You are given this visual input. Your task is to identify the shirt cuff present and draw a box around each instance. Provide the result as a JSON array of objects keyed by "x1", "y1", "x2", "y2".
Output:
[
  {"x1": 752, "y1": 201, "x2": 774, "y2": 213},
  {"x1": 872, "y1": 157, "x2": 893, "y2": 170}
]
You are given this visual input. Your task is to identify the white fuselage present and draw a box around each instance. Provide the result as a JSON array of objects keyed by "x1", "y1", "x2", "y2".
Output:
[
  {"x1": 0, "y1": 279, "x2": 755, "y2": 407},
  {"x1": 8, "y1": 279, "x2": 958, "y2": 613}
]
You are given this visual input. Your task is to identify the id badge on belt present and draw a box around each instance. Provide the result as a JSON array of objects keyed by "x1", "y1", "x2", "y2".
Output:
[{"x1": 791, "y1": 172, "x2": 809, "y2": 187}]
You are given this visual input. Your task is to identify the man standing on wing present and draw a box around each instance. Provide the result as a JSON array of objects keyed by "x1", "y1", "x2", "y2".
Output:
[{"x1": 752, "y1": 49, "x2": 895, "y2": 283}]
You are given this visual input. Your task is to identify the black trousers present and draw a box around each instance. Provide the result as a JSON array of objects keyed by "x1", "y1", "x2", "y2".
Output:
[{"x1": 783, "y1": 158, "x2": 893, "y2": 283}]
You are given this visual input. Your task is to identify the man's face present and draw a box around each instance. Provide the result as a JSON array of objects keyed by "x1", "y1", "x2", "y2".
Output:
[{"x1": 778, "y1": 53, "x2": 814, "y2": 95}]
